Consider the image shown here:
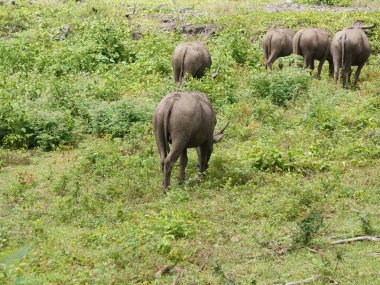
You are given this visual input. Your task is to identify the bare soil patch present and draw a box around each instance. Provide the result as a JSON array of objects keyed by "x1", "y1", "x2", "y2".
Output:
[{"x1": 265, "y1": 1, "x2": 378, "y2": 12}]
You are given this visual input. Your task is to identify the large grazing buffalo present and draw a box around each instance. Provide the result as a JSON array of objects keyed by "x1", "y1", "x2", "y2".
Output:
[
  {"x1": 172, "y1": 42, "x2": 212, "y2": 85},
  {"x1": 153, "y1": 92, "x2": 228, "y2": 192},
  {"x1": 331, "y1": 22, "x2": 374, "y2": 87},
  {"x1": 293, "y1": 28, "x2": 333, "y2": 77},
  {"x1": 263, "y1": 28, "x2": 293, "y2": 69}
]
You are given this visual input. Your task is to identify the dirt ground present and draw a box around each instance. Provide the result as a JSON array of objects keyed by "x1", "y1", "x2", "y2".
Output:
[{"x1": 265, "y1": 1, "x2": 378, "y2": 12}]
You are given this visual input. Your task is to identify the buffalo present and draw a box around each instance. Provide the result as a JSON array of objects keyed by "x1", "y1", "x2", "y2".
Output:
[
  {"x1": 172, "y1": 42, "x2": 212, "y2": 85},
  {"x1": 293, "y1": 28, "x2": 333, "y2": 77},
  {"x1": 153, "y1": 92, "x2": 228, "y2": 192},
  {"x1": 263, "y1": 28, "x2": 293, "y2": 69},
  {"x1": 331, "y1": 22, "x2": 374, "y2": 87}
]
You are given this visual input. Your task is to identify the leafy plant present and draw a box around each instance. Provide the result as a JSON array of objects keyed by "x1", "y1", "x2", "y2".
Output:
[{"x1": 293, "y1": 211, "x2": 324, "y2": 246}]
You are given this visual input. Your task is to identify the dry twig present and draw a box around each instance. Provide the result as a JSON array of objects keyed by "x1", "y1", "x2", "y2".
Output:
[
  {"x1": 331, "y1": 235, "x2": 380, "y2": 245},
  {"x1": 153, "y1": 265, "x2": 184, "y2": 285},
  {"x1": 154, "y1": 265, "x2": 175, "y2": 277},
  {"x1": 285, "y1": 275, "x2": 321, "y2": 285},
  {"x1": 172, "y1": 267, "x2": 185, "y2": 285}
]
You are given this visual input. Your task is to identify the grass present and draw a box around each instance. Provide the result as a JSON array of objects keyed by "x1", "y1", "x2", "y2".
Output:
[{"x1": 1, "y1": 0, "x2": 380, "y2": 284}]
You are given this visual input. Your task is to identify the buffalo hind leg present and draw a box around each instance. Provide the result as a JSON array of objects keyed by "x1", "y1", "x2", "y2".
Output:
[
  {"x1": 178, "y1": 149, "x2": 188, "y2": 184},
  {"x1": 155, "y1": 136, "x2": 166, "y2": 173},
  {"x1": 197, "y1": 146, "x2": 209, "y2": 173},
  {"x1": 334, "y1": 66, "x2": 340, "y2": 85},
  {"x1": 341, "y1": 65, "x2": 351, "y2": 88},
  {"x1": 163, "y1": 145, "x2": 183, "y2": 192},
  {"x1": 354, "y1": 63, "x2": 364, "y2": 85},
  {"x1": 333, "y1": 58, "x2": 340, "y2": 85},
  {"x1": 303, "y1": 55, "x2": 313, "y2": 75},
  {"x1": 266, "y1": 51, "x2": 280, "y2": 70},
  {"x1": 317, "y1": 59, "x2": 325, "y2": 78},
  {"x1": 347, "y1": 67, "x2": 353, "y2": 84}
]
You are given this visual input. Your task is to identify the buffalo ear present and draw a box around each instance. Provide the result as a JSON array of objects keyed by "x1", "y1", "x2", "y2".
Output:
[{"x1": 213, "y1": 133, "x2": 224, "y2": 143}]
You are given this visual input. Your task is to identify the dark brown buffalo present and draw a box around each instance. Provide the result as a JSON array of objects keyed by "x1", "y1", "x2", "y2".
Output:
[
  {"x1": 153, "y1": 92, "x2": 228, "y2": 192},
  {"x1": 263, "y1": 28, "x2": 293, "y2": 69},
  {"x1": 293, "y1": 28, "x2": 333, "y2": 77},
  {"x1": 172, "y1": 42, "x2": 212, "y2": 85},
  {"x1": 331, "y1": 22, "x2": 374, "y2": 87}
]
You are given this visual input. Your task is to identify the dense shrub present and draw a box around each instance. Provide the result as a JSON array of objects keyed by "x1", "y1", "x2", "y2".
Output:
[
  {"x1": 246, "y1": 142, "x2": 329, "y2": 173},
  {"x1": 87, "y1": 99, "x2": 151, "y2": 138},
  {"x1": 0, "y1": 101, "x2": 76, "y2": 150},
  {"x1": 251, "y1": 68, "x2": 310, "y2": 106},
  {"x1": 230, "y1": 31, "x2": 250, "y2": 65}
]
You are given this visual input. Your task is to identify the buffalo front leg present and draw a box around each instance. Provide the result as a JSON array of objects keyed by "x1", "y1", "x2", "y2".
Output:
[{"x1": 178, "y1": 149, "x2": 188, "y2": 184}]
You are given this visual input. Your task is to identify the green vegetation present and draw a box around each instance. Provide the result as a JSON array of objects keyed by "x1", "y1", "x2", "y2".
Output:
[{"x1": 1, "y1": 0, "x2": 379, "y2": 284}]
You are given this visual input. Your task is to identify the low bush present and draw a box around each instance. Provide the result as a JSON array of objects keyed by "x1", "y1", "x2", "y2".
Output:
[
  {"x1": 0, "y1": 101, "x2": 76, "y2": 150},
  {"x1": 79, "y1": 144, "x2": 125, "y2": 178},
  {"x1": 245, "y1": 142, "x2": 329, "y2": 173},
  {"x1": 87, "y1": 99, "x2": 151, "y2": 138},
  {"x1": 251, "y1": 68, "x2": 310, "y2": 106}
]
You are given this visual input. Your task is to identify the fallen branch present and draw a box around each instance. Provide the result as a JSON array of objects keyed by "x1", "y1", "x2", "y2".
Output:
[
  {"x1": 285, "y1": 275, "x2": 320, "y2": 285},
  {"x1": 331, "y1": 235, "x2": 380, "y2": 245},
  {"x1": 172, "y1": 267, "x2": 185, "y2": 285},
  {"x1": 153, "y1": 265, "x2": 184, "y2": 285},
  {"x1": 154, "y1": 265, "x2": 175, "y2": 278}
]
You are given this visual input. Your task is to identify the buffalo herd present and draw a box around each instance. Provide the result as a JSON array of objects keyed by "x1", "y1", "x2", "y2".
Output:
[
  {"x1": 154, "y1": 21, "x2": 375, "y2": 191},
  {"x1": 264, "y1": 22, "x2": 374, "y2": 86}
]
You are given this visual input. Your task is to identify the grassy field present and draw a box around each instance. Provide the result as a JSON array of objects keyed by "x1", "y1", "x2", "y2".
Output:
[{"x1": 0, "y1": 0, "x2": 379, "y2": 284}]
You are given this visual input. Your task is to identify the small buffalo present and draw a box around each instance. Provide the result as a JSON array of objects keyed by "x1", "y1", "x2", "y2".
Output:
[
  {"x1": 293, "y1": 28, "x2": 333, "y2": 77},
  {"x1": 153, "y1": 92, "x2": 228, "y2": 192},
  {"x1": 172, "y1": 42, "x2": 212, "y2": 85},
  {"x1": 331, "y1": 22, "x2": 374, "y2": 87},
  {"x1": 263, "y1": 28, "x2": 293, "y2": 69}
]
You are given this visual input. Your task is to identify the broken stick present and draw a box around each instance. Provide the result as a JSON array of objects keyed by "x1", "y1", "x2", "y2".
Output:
[
  {"x1": 331, "y1": 235, "x2": 380, "y2": 245},
  {"x1": 285, "y1": 275, "x2": 320, "y2": 285}
]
